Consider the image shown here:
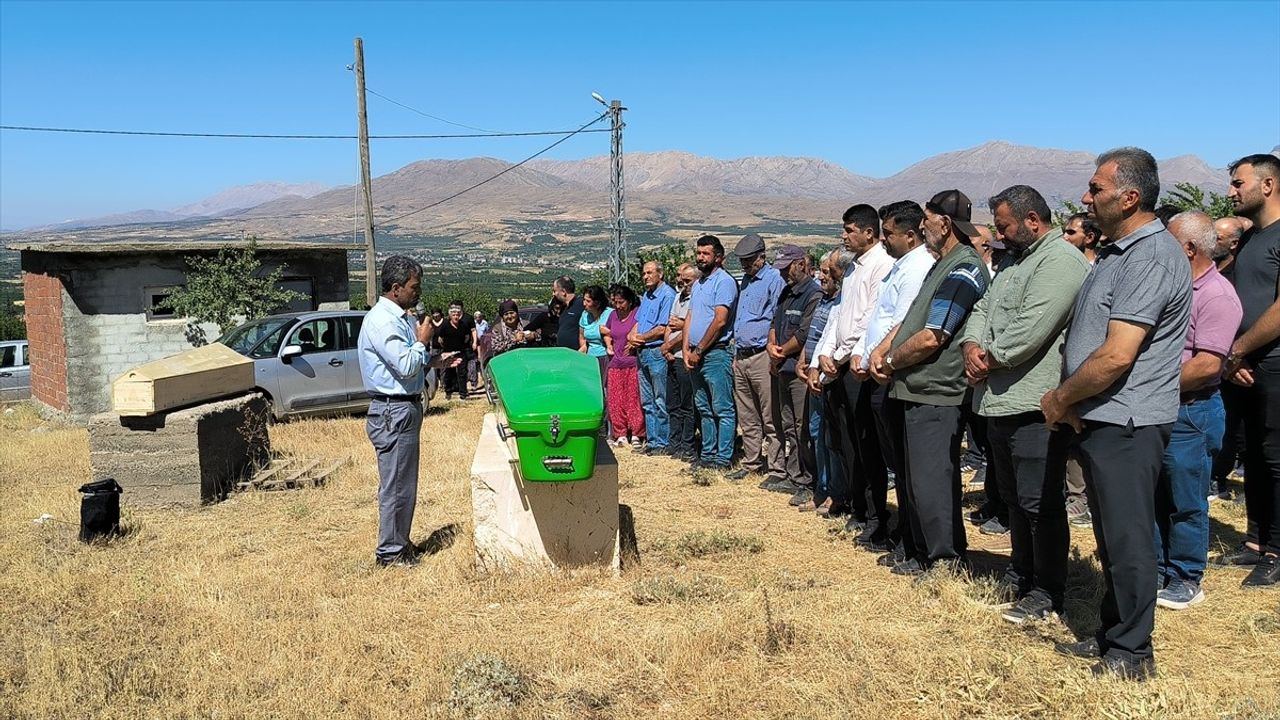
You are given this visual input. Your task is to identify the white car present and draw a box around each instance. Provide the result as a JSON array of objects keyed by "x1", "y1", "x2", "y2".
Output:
[
  {"x1": 0, "y1": 339, "x2": 31, "y2": 402},
  {"x1": 218, "y1": 311, "x2": 437, "y2": 420}
]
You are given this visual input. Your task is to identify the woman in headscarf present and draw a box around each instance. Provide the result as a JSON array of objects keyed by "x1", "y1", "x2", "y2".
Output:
[
  {"x1": 488, "y1": 299, "x2": 530, "y2": 358},
  {"x1": 601, "y1": 283, "x2": 646, "y2": 449}
]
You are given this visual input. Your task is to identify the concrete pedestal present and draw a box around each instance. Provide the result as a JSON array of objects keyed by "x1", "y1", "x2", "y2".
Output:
[
  {"x1": 88, "y1": 393, "x2": 270, "y2": 507},
  {"x1": 470, "y1": 412, "x2": 621, "y2": 572}
]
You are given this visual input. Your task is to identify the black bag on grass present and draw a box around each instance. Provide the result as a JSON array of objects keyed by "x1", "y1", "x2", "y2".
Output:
[{"x1": 78, "y1": 478, "x2": 122, "y2": 542}]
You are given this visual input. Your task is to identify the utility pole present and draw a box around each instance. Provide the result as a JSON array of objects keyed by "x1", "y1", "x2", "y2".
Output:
[
  {"x1": 354, "y1": 37, "x2": 377, "y2": 308},
  {"x1": 606, "y1": 99, "x2": 627, "y2": 285}
]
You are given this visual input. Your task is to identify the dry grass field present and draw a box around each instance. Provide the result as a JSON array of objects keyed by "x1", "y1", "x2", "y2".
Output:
[{"x1": 1, "y1": 400, "x2": 1277, "y2": 720}]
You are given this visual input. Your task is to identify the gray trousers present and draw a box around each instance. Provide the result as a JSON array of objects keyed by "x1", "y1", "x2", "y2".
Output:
[
  {"x1": 733, "y1": 350, "x2": 782, "y2": 475},
  {"x1": 367, "y1": 398, "x2": 424, "y2": 560},
  {"x1": 771, "y1": 370, "x2": 813, "y2": 487}
]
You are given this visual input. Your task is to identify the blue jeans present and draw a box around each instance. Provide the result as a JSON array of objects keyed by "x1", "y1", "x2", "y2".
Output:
[
  {"x1": 638, "y1": 347, "x2": 670, "y2": 448},
  {"x1": 691, "y1": 347, "x2": 736, "y2": 465},
  {"x1": 809, "y1": 392, "x2": 843, "y2": 500},
  {"x1": 1154, "y1": 393, "x2": 1225, "y2": 585}
]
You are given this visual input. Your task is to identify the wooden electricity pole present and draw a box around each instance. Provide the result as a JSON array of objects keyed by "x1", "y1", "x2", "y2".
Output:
[{"x1": 354, "y1": 37, "x2": 377, "y2": 308}]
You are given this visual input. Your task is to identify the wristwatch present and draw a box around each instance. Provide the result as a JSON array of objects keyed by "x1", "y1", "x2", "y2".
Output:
[
  {"x1": 884, "y1": 355, "x2": 896, "y2": 371},
  {"x1": 689, "y1": 345, "x2": 703, "y2": 356}
]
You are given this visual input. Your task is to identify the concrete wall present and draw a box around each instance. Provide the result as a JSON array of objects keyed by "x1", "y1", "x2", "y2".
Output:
[{"x1": 21, "y1": 249, "x2": 349, "y2": 417}]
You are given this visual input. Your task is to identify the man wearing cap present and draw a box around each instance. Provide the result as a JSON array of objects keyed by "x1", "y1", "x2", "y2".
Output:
[
  {"x1": 628, "y1": 261, "x2": 678, "y2": 455},
  {"x1": 727, "y1": 233, "x2": 787, "y2": 482},
  {"x1": 870, "y1": 190, "x2": 990, "y2": 576},
  {"x1": 960, "y1": 185, "x2": 1089, "y2": 623},
  {"x1": 766, "y1": 245, "x2": 823, "y2": 504}
]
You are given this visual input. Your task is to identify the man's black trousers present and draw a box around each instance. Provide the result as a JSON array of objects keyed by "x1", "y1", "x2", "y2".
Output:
[
  {"x1": 987, "y1": 412, "x2": 1070, "y2": 608},
  {"x1": 900, "y1": 400, "x2": 966, "y2": 564},
  {"x1": 871, "y1": 385, "x2": 915, "y2": 557},
  {"x1": 1075, "y1": 419, "x2": 1171, "y2": 663}
]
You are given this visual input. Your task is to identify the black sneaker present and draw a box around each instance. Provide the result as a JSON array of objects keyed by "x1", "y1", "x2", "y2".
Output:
[
  {"x1": 764, "y1": 478, "x2": 801, "y2": 494},
  {"x1": 1001, "y1": 594, "x2": 1058, "y2": 624},
  {"x1": 968, "y1": 507, "x2": 995, "y2": 526},
  {"x1": 375, "y1": 552, "x2": 420, "y2": 568},
  {"x1": 1091, "y1": 655, "x2": 1155, "y2": 681},
  {"x1": 788, "y1": 487, "x2": 814, "y2": 507},
  {"x1": 1242, "y1": 555, "x2": 1280, "y2": 588},
  {"x1": 1054, "y1": 637, "x2": 1102, "y2": 659},
  {"x1": 727, "y1": 467, "x2": 757, "y2": 481},
  {"x1": 979, "y1": 517, "x2": 1010, "y2": 536},
  {"x1": 858, "y1": 527, "x2": 890, "y2": 551},
  {"x1": 843, "y1": 515, "x2": 867, "y2": 534},
  {"x1": 1214, "y1": 544, "x2": 1262, "y2": 566},
  {"x1": 890, "y1": 558, "x2": 926, "y2": 576},
  {"x1": 877, "y1": 547, "x2": 907, "y2": 567}
]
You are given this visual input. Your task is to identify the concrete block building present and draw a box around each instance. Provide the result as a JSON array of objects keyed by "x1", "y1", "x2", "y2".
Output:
[{"x1": 10, "y1": 240, "x2": 355, "y2": 417}]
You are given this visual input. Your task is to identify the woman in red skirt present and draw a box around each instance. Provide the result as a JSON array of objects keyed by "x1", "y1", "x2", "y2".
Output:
[{"x1": 602, "y1": 284, "x2": 646, "y2": 449}]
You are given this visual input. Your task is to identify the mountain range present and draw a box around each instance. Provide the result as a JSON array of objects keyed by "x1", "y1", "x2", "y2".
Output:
[{"x1": 5, "y1": 141, "x2": 1237, "y2": 246}]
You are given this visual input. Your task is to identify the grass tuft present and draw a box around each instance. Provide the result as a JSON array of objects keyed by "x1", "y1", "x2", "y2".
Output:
[
  {"x1": 447, "y1": 653, "x2": 532, "y2": 719},
  {"x1": 631, "y1": 574, "x2": 729, "y2": 605},
  {"x1": 651, "y1": 529, "x2": 764, "y2": 560}
]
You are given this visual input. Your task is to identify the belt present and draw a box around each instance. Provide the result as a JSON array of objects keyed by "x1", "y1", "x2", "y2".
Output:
[
  {"x1": 736, "y1": 345, "x2": 766, "y2": 359},
  {"x1": 1179, "y1": 387, "x2": 1218, "y2": 404},
  {"x1": 369, "y1": 392, "x2": 422, "y2": 403}
]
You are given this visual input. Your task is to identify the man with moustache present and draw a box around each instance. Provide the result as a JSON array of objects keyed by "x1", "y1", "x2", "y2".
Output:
[
  {"x1": 766, "y1": 246, "x2": 823, "y2": 504},
  {"x1": 870, "y1": 190, "x2": 990, "y2": 576},
  {"x1": 799, "y1": 249, "x2": 855, "y2": 513},
  {"x1": 727, "y1": 233, "x2": 786, "y2": 483},
  {"x1": 848, "y1": 202, "x2": 935, "y2": 563},
  {"x1": 1219, "y1": 153, "x2": 1280, "y2": 587},
  {"x1": 1048, "y1": 148, "x2": 1191, "y2": 679},
  {"x1": 960, "y1": 185, "x2": 1089, "y2": 623},
  {"x1": 814, "y1": 204, "x2": 896, "y2": 536},
  {"x1": 662, "y1": 263, "x2": 702, "y2": 461},
  {"x1": 358, "y1": 255, "x2": 461, "y2": 568},
  {"x1": 684, "y1": 235, "x2": 739, "y2": 471}
]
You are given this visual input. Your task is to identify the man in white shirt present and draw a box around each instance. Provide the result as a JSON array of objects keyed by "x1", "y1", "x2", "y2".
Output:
[
  {"x1": 848, "y1": 201, "x2": 935, "y2": 561},
  {"x1": 810, "y1": 204, "x2": 895, "y2": 539}
]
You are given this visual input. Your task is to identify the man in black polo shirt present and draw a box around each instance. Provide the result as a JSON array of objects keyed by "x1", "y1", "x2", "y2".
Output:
[
  {"x1": 553, "y1": 275, "x2": 586, "y2": 350},
  {"x1": 766, "y1": 245, "x2": 823, "y2": 505},
  {"x1": 1221, "y1": 153, "x2": 1280, "y2": 588}
]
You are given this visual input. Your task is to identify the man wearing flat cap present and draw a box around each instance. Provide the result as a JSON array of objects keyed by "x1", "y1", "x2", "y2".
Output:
[
  {"x1": 767, "y1": 245, "x2": 824, "y2": 505},
  {"x1": 728, "y1": 233, "x2": 786, "y2": 483},
  {"x1": 869, "y1": 190, "x2": 991, "y2": 576}
]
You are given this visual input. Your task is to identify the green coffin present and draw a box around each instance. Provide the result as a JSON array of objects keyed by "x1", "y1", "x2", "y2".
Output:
[{"x1": 485, "y1": 347, "x2": 604, "y2": 482}]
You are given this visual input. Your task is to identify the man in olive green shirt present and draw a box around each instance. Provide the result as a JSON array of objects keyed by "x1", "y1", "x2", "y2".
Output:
[{"x1": 960, "y1": 185, "x2": 1090, "y2": 623}]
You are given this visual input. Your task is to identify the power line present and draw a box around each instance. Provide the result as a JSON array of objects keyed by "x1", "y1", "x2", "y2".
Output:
[
  {"x1": 365, "y1": 87, "x2": 505, "y2": 135},
  {"x1": 382, "y1": 112, "x2": 608, "y2": 225},
  {"x1": 0, "y1": 124, "x2": 609, "y2": 140}
]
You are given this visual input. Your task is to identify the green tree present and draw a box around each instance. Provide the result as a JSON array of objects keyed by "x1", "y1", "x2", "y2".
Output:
[
  {"x1": 1160, "y1": 181, "x2": 1235, "y2": 219},
  {"x1": 1052, "y1": 199, "x2": 1086, "y2": 228},
  {"x1": 158, "y1": 240, "x2": 305, "y2": 346}
]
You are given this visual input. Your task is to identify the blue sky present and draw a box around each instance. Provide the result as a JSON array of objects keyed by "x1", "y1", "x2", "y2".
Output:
[{"x1": 2, "y1": 0, "x2": 1278, "y2": 229}]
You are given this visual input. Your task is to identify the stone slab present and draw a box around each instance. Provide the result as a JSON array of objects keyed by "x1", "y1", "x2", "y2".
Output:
[{"x1": 470, "y1": 412, "x2": 621, "y2": 572}]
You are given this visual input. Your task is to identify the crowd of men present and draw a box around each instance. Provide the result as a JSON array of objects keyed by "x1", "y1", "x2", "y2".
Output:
[{"x1": 357, "y1": 148, "x2": 1279, "y2": 682}]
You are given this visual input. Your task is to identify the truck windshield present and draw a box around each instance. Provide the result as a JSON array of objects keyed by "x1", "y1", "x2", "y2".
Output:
[{"x1": 219, "y1": 317, "x2": 295, "y2": 359}]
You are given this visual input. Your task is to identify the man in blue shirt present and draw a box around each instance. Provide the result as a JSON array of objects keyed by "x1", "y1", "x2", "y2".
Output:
[
  {"x1": 358, "y1": 255, "x2": 458, "y2": 568},
  {"x1": 628, "y1": 261, "x2": 677, "y2": 455},
  {"x1": 728, "y1": 233, "x2": 786, "y2": 482},
  {"x1": 683, "y1": 235, "x2": 739, "y2": 469}
]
